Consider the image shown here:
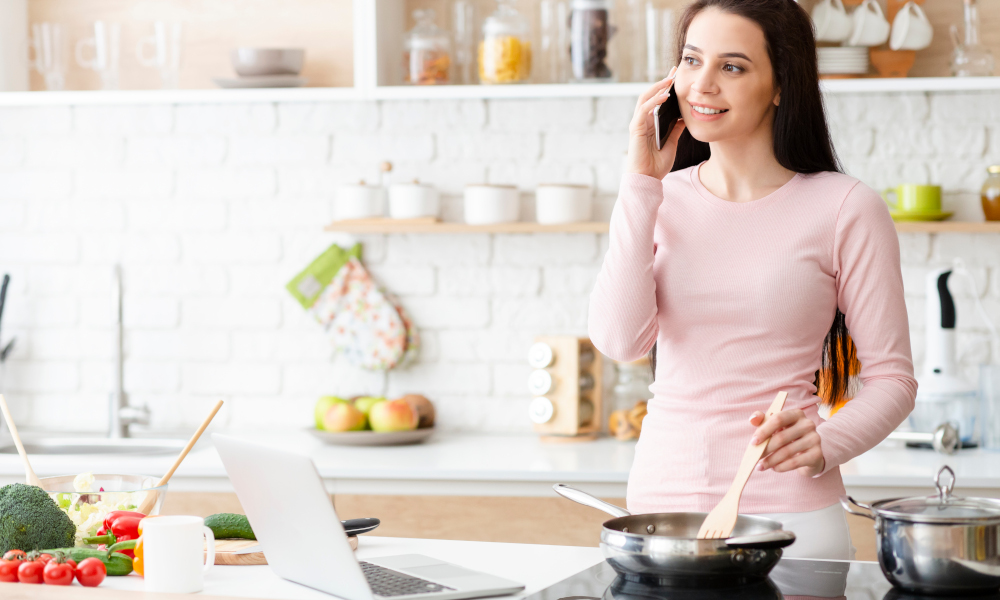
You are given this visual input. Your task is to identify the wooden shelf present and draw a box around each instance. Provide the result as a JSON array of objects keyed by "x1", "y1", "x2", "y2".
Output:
[
  {"x1": 324, "y1": 218, "x2": 611, "y2": 233},
  {"x1": 3, "y1": 77, "x2": 1000, "y2": 106},
  {"x1": 324, "y1": 218, "x2": 1000, "y2": 234},
  {"x1": 893, "y1": 221, "x2": 1000, "y2": 233}
]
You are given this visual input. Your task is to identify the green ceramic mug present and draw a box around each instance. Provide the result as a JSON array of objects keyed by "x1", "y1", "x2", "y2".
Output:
[{"x1": 883, "y1": 184, "x2": 942, "y2": 213}]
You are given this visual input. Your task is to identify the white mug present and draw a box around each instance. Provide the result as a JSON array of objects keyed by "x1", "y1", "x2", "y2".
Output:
[
  {"x1": 75, "y1": 21, "x2": 120, "y2": 90},
  {"x1": 889, "y1": 1, "x2": 933, "y2": 51},
  {"x1": 142, "y1": 516, "x2": 216, "y2": 594},
  {"x1": 812, "y1": 0, "x2": 852, "y2": 43},
  {"x1": 847, "y1": 0, "x2": 890, "y2": 47}
]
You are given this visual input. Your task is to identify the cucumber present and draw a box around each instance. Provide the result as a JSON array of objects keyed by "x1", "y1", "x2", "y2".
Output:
[
  {"x1": 204, "y1": 513, "x2": 256, "y2": 540},
  {"x1": 41, "y1": 548, "x2": 133, "y2": 576}
]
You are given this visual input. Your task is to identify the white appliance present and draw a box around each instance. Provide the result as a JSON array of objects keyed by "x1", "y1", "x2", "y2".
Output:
[
  {"x1": 212, "y1": 434, "x2": 525, "y2": 600},
  {"x1": 911, "y1": 267, "x2": 978, "y2": 444}
]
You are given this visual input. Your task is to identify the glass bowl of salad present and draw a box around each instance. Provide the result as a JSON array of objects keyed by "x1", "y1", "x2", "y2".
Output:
[{"x1": 39, "y1": 473, "x2": 167, "y2": 546}]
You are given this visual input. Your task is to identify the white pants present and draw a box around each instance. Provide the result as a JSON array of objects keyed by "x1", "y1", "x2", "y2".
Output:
[{"x1": 752, "y1": 502, "x2": 856, "y2": 560}]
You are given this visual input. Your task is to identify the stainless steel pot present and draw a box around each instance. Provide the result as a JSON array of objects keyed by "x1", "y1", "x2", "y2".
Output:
[
  {"x1": 554, "y1": 484, "x2": 796, "y2": 581},
  {"x1": 841, "y1": 465, "x2": 1000, "y2": 595}
]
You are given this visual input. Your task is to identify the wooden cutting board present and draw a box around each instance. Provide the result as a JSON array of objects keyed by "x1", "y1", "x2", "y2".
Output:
[{"x1": 210, "y1": 536, "x2": 358, "y2": 565}]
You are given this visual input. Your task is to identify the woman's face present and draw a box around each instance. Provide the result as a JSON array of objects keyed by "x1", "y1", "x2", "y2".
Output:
[{"x1": 674, "y1": 8, "x2": 779, "y2": 144}]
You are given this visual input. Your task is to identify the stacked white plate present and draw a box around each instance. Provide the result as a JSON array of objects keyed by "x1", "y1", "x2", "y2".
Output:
[{"x1": 817, "y1": 47, "x2": 869, "y2": 75}]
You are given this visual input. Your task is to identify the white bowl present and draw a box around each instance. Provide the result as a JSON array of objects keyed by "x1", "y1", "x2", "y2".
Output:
[
  {"x1": 337, "y1": 182, "x2": 385, "y2": 220},
  {"x1": 389, "y1": 182, "x2": 440, "y2": 219},
  {"x1": 231, "y1": 48, "x2": 305, "y2": 77},
  {"x1": 536, "y1": 184, "x2": 592, "y2": 224},
  {"x1": 464, "y1": 185, "x2": 519, "y2": 224}
]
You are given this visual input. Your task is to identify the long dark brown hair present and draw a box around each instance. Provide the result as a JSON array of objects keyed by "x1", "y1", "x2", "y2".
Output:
[{"x1": 648, "y1": 0, "x2": 860, "y2": 408}]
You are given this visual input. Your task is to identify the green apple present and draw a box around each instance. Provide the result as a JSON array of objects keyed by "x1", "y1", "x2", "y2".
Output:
[
  {"x1": 322, "y1": 403, "x2": 367, "y2": 432},
  {"x1": 315, "y1": 395, "x2": 346, "y2": 430},
  {"x1": 353, "y1": 396, "x2": 386, "y2": 416}
]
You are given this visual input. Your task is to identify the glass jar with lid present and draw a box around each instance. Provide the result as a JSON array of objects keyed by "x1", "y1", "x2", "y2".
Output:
[
  {"x1": 570, "y1": 0, "x2": 616, "y2": 81},
  {"x1": 983, "y1": 165, "x2": 1000, "y2": 221},
  {"x1": 479, "y1": 0, "x2": 532, "y2": 84},
  {"x1": 403, "y1": 9, "x2": 451, "y2": 85},
  {"x1": 608, "y1": 358, "x2": 652, "y2": 440}
]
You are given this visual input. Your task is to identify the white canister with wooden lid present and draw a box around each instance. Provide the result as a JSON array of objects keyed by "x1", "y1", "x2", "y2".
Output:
[
  {"x1": 536, "y1": 184, "x2": 592, "y2": 224},
  {"x1": 336, "y1": 181, "x2": 385, "y2": 220},
  {"x1": 464, "y1": 184, "x2": 519, "y2": 224},
  {"x1": 388, "y1": 180, "x2": 440, "y2": 219}
]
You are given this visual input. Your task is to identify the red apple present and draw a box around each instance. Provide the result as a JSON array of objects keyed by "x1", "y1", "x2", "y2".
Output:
[
  {"x1": 322, "y1": 403, "x2": 367, "y2": 432},
  {"x1": 368, "y1": 398, "x2": 418, "y2": 432}
]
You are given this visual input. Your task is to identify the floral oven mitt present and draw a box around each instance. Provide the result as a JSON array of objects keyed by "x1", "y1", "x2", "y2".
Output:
[{"x1": 310, "y1": 257, "x2": 414, "y2": 370}]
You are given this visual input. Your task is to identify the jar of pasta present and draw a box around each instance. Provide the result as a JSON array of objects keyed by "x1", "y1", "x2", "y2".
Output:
[
  {"x1": 479, "y1": 0, "x2": 532, "y2": 84},
  {"x1": 404, "y1": 9, "x2": 451, "y2": 85}
]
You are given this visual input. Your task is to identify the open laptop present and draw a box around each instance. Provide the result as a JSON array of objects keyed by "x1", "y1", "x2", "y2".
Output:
[{"x1": 212, "y1": 434, "x2": 525, "y2": 600}]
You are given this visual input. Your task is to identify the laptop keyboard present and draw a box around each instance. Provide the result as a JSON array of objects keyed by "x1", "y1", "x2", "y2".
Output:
[{"x1": 360, "y1": 562, "x2": 456, "y2": 597}]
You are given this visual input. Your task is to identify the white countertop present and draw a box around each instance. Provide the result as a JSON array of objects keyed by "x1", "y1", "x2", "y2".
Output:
[
  {"x1": 1, "y1": 431, "x2": 998, "y2": 498},
  {"x1": 0, "y1": 536, "x2": 605, "y2": 600}
]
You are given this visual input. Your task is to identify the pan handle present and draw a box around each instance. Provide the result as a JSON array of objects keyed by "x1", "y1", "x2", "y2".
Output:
[
  {"x1": 552, "y1": 484, "x2": 631, "y2": 519},
  {"x1": 725, "y1": 529, "x2": 796, "y2": 550},
  {"x1": 839, "y1": 495, "x2": 876, "y2": 520}
]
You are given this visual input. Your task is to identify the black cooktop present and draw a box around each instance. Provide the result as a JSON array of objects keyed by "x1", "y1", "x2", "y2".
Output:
[{"x1": 524, "y1": 558, "x2": 1000, "y2": 600}]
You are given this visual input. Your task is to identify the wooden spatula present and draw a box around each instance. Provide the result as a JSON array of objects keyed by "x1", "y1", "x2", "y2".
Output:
[
  {"x1": 0, "y1": 394, "x2": 43, "y2": 487},
  {"x1": 696, "y1": 391, "x2": 787, "y2": 540},
  {"x1": 136, "y1": 400, "x2": 224, "y2": 515}
]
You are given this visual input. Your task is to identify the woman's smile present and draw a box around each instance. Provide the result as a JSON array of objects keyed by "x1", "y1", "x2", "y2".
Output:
[{"x1": 689, "y1": 102, "x2": 730, "y2": 120}]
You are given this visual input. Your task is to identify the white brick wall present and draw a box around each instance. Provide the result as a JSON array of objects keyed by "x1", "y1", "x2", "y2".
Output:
[{"x1": 0, "y1": 91, "x2": 998, "y2": 434}]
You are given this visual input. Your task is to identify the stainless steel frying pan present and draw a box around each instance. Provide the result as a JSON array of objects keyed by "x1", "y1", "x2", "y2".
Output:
[{"x1": 554, "y1": 484, "x2": 795, "y2": 581}]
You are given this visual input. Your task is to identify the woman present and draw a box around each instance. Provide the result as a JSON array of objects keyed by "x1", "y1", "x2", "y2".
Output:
[{"x1": 588, "y1": 0, "x2": 917, "y2": 560}]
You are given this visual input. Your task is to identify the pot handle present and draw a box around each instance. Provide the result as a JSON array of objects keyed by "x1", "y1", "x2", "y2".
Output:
[
  {"x1": 839, "y1": 495, "x2": 876, "y2": 520},
  {"x1": 725, "y1": 529, "x2": 796, "y2": 550},
  {"x1": 553, "y1": 484, "x2": 632, "y2": 518}
]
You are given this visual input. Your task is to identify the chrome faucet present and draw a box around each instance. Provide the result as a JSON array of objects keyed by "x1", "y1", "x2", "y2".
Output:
[{"x1": 109, "y1": 264, "x2": 149, "y2": 438}]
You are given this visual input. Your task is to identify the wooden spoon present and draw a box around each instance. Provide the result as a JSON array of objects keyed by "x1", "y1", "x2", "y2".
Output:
[
  {"x1": 136, "y1": 399, "x2": 224, "y2": 515},
  {"x1": 0, "y1": 394, "x2": 43, "y2": 487},
  {"x1": 696, "y1": 391, "x2": 788, "y2": 540}
]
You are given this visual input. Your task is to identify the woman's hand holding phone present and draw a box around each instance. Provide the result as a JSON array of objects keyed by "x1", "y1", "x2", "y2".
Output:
[{"x1": 625, "y1": 66, "x2": 686, "y2": 180}]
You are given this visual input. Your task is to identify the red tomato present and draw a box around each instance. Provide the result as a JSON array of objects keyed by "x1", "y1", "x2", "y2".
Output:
[
  {"x1": 65, "y1": 558, "x2": 78, "y2": 570},
  {"x1": 2, "y1": 550, "x2": 25, "y2": 561},
  {"x1": 33, "y1": 553, "x2": 53, "y2": 565},
  {"x1": 75, "y1": 557, "x2": 106, "y2": 588},
  {"x1": 0, "y1": 558, "x2": 21, "y2": 582},
  {"x1": 17, "y1": 560, "x2": 44, "y2": 584},
  {"x1": 43, "y1": 560, "x2": 75, "y2": 585}
]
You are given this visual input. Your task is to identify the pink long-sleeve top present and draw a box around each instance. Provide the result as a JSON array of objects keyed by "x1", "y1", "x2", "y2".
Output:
[{"x1": 590, "y1": 165, "x2": 917, "y2": 514}]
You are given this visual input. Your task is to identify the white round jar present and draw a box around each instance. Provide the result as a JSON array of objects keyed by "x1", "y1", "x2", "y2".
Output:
[
  {"x1": 536, "y1": 184, "x2": 592, "y2": 224},
  {"x1": 336, "y1": 181, "x2": 385, "y2": 220},
  {"x1": 464, "y1": 184, "x2": 519, "y2": 224},
  {"x1": 388, "y1": 180, "x2": 440, "y2": 219}
]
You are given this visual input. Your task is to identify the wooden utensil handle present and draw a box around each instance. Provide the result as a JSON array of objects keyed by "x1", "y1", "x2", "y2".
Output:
[
  {"x1": 724, "y1": 391, "x2": 787, "y2": 498},
  {"x1": 0, "y1": 394, "x2": 42, "y2": 487}
]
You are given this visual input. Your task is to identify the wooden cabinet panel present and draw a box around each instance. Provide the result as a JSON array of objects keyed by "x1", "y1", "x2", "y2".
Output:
[{"x1": 160, "y1": 491, "x2": 878, "y2": 561}]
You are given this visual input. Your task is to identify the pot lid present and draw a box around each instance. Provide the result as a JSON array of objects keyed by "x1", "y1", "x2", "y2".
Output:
[{"x1": 873, "y1": 466, "x2": 1000, "y2": 524}]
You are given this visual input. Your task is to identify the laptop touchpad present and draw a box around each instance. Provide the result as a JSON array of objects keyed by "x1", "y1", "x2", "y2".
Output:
[{"x1": 406, "y1": 564, "x2": 477, "y2": 580}]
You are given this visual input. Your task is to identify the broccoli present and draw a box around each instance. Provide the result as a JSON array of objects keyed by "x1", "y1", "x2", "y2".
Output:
[{"x1": 0, "y1": 483, "x2": 77, "y2": 554}]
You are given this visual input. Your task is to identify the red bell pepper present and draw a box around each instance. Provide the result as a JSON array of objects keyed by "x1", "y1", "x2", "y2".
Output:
[{"x1": 81, "y1": 510, "x2": 145, "y2": 558}]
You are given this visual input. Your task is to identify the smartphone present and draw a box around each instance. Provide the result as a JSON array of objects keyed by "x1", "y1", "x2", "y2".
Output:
[{"x1": 653, "y1": 83, "x2": 682, "y2": 151}]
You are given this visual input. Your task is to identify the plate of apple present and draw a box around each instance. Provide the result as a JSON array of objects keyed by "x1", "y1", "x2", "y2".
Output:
[{"x1": 309, "y1": 394, "x2": 435, "y2": 446}]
